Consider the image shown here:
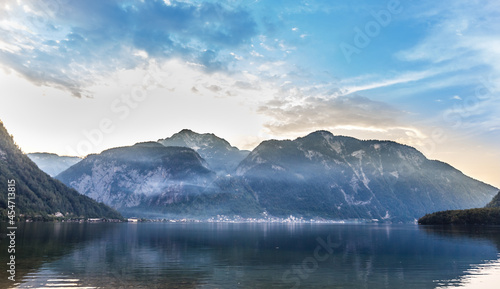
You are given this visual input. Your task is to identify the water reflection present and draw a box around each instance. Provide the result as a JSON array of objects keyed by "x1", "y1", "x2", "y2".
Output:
[
  {"x1": 421, "y1": 226, "x2": 500, "y2": 289},
  {"x1": 434, "y1": 256, "x2": 500, "y2": 289},
  {"x1": 1, "y1": 223, "x2": 500, "y2": 289},
  {"x1": 0, "y1": 222, "x2": 118, "y2": 289}
]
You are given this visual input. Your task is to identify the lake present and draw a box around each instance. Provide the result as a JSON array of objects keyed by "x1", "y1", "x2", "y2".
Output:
[{"x1": 1, "y1": 222, "x2": 500, "y2": 288}]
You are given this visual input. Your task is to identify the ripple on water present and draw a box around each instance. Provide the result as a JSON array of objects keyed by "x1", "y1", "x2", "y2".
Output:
[
  {"x1": 435, "y1": 256, "x2": 500, "y2": 289},
  {"x1": 15, "y1": 272, "x2": 95, "y2": 289}
]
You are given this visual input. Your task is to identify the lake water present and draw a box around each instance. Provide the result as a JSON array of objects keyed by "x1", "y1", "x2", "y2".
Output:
[{"x1": 1, "y1": 222, "x2": 500, "y2": 289}]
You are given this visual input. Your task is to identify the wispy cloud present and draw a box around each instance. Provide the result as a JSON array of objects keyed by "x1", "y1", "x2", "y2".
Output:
[
  {"x1": 395, "y1": 1, "x2": 500, "y2": 87},
  {"x1": 397, "y1": 1, "x2": 500, "y2": 64},
  {"x1": 339, "y1": 69, "x2": 445, "y2": 95},
  {"x1": 391, "y1": 0, "x2": 500, "y2": 141},
  {"x1": 0, "y1": 0, "x2": 257, "y2": 97}
]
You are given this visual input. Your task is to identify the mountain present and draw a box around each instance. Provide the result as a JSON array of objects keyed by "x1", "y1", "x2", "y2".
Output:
[
  {"x1": 158, "y1": 129, "x2": 250, "y2": 174},
  {"x1": 418, "y1": 190, "x2": 500, "y2": 225},
  {"x1": 0, "y1": 120, "x2": 122, "y2": 219},
  {"x1": 28, "y1": 152, "x2": 81, "y2": 176},
  {"x1": 486, "y1": 191, "x2": 500, "y2": 208},
  {"x1": 236, "y1": 131, "x2": 497, "y2": 222},
  {"x1": 56, "y1": 130, "x2": 497, "y2": 221},
  {"x1": 56, "y1": 142, "x2": 261, "y2": 218}
]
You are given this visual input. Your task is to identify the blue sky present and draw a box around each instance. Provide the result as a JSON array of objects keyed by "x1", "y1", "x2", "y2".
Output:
[{"x1": 0, "y1": 0, "x2": 499, "y2": 187}]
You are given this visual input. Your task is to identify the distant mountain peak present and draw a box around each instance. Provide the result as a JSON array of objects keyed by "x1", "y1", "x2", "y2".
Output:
[
  {"x1": 133, "y1": 141, "x2": 165, "y2": 148},
  {"x1": 29, "y1": 152, "x2": 59, "y2": 156},
  {"x1": 168, "y1": 129, "x2": 227, "y2": 144},
  {"x1": 179, "y1": 128, "x2": 195, "y2": 133},
  {"x1": 176, "y1": 128, "x2": 199, "y2": 136},
  {"x1": 27, "y1": 152, "x2": 82, "y2": 177},
  {"x1": 306, "y1": 130, "x2": 334, "y2": 138},
  {"x1": 158, "y1": 129, "x2": 250, "y2": 174},
  {"x1": 174, "y1": 128, "x2": 215, "y2": 136},
  {"x1": 300, "y1": 130, "x2": 361, "y2": 143}
]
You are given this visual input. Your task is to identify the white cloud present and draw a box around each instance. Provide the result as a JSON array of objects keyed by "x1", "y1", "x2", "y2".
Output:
[
  {"x1": 389, "y1": 0, "x2": 500, "y2": 145},
  {"x1": 397, "y1": 1, "x2": 500, "y2": 78},
  {"x1": 0, "y1": 0, "x2": 258, "y2": 97},
  {"x1": 338, "y1": 68, "x2": 448, "y2": 95},
  {"x1": 258, "y1": 92, "x2": 412, "y2": 137},
  {"x1": 0, "y1": 57, "x2": 276, "y2": 154},
  {"x1": 134, "y1": 50, "x2": 149, "y2": 59}
]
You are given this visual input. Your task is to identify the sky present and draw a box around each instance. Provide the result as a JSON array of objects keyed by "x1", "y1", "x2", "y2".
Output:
[{"x1": 0, "y1": 0, "x2": 499, "y2": 187}]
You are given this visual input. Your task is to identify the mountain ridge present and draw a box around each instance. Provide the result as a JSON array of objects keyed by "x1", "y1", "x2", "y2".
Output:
[
  {"x1": 486, "y1": 191, "x2": 500, "y2": 208},
  {"x1": 0, "y1": 120, "x2": 122, "y2": 219},
  {"x1": 235, "y1": 130, "x2": 497, "y2": 221},
  {"x1": 418, "y1": 190, "x2": 500, "y2": 225},
  {"x1": 56, "y1": 140, "x2": 260, "y2": 218},
  {"x1": 56, "y1": 129, "x2": 497, "y2": 221}
]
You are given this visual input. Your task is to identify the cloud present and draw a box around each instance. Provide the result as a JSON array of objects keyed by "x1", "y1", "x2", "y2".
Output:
[
  {"x1": 396, "y1": 1, "x2": 500, "y2": 83},
  {"x1": 205, "y1": 84, "x2": 222, "y2": 92},
  {"x1": 397, "y1": 1, "x2": 500, "y2": 63},
  {"x1": 339, "y1": 69, "x2": 446, "y2": 95},
  {"x1": 233, "y1": 80, "x2": 261, "y2": 90},
  {"x1": 258, "y1": 93, "x2": 410, "y2": 136},
  {"x1": 390, "y1": 0, "x2": 500, "y2": 140},
  {"x1": 0, "y1": 0, "x2": 257, "y2": 97},
  {"x1": 441, "y1": 93, "x2": 500, "y2": 134}
]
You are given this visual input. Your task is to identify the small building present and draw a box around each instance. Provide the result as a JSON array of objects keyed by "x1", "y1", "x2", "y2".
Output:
[{"x1": 88, "y1": 218, "x2": 103, "y2": 223}]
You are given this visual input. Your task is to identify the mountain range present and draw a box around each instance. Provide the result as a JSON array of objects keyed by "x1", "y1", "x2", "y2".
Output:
[
  {"x1": 56, "y1": 141, "x2": 260, "y2": 218},
  {"x1": 0, "y1": 120, "x2": 122, "y2": 219},
  {"x1": 27, "y1": 153, "x2": 81, "y2": 177},
  {"x1": 55, "y1": 129, "x2": 497, "y2": 221}
]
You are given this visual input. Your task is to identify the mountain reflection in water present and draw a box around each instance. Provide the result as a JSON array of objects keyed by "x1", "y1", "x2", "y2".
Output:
[{"x1": 2, "y1": 223, "x2": 500, "y2": 289}]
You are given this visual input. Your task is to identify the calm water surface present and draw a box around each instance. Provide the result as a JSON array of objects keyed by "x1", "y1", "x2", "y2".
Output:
[{"x1": 1, "y1": 222, "x2": 500, "y2": 289}]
